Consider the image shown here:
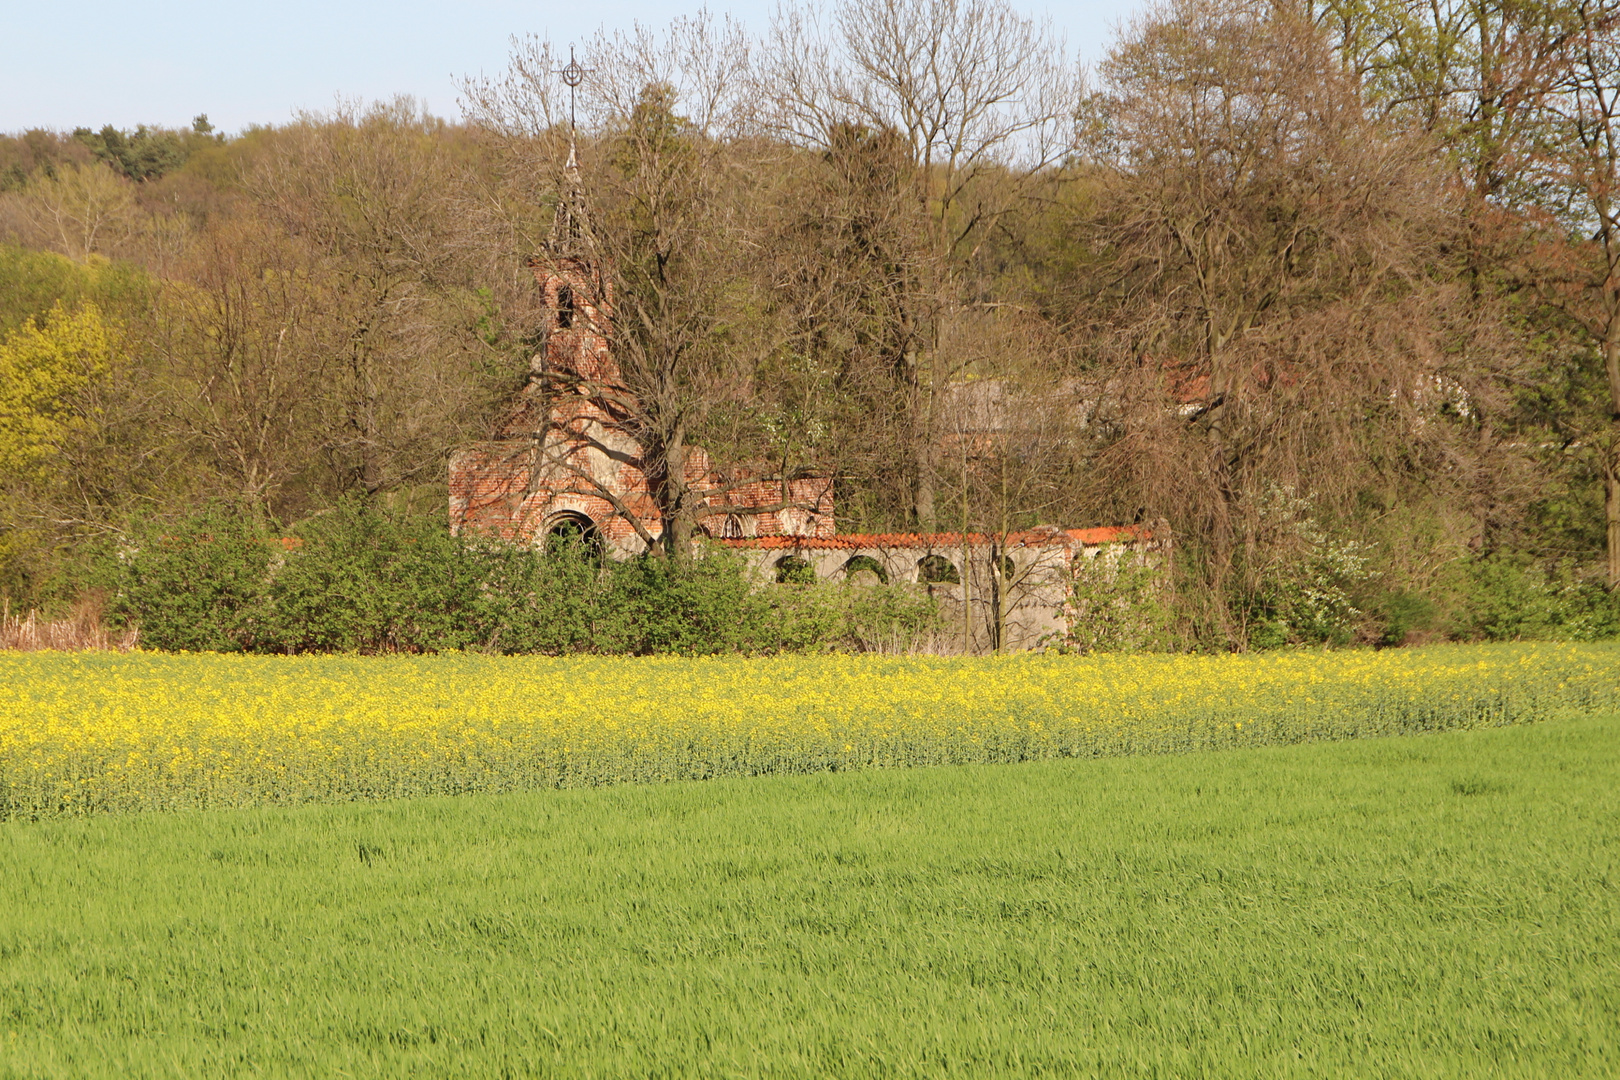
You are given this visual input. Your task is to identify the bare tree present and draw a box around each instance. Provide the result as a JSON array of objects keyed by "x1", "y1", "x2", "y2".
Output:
[
  {"x1": 155, "y1": 212, "x2": 325, "y2": 516},
  {"x1": 246, "y1": 99, "x2": 498, "y2": 502},
  {"x1": 1078, "y1": 0, "x2": 1522, "y2": 645},
  {"x1": 1534, "y1": 0, "x2": 1620, "y2": 587},
  {"x1": 130, "y1": 102, "x2": 507, "y2": 522},
  {"x1": 1304, "y1": 0, "x2": 1576, "y2": 204},
  {"x1": 941, "y1": 310, "x2": 1089, "y2": 651},
  {"x1": 763, "y1": 0, "x2": 1083, "y2": 530},
  {"x1": 11, "y1": 162, "x2": 137, "y2": 260},
  {"x1": 760, "y1": 121, "x2": 930, "y2": 531}
]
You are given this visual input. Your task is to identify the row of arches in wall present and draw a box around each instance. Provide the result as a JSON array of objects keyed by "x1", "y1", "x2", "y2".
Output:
[
  {"x1": 543, "y1": 511, "x2": 804, "y2": 550},
  {"x1": 774, "y1": 554, "x2": 962, "y2": 586},
  {"x1": 540, "y1": 514, "x2": 1025, "y2": 588},
  {"x1": 539, "y1": 512, "x2": 795, "y2": 559}
]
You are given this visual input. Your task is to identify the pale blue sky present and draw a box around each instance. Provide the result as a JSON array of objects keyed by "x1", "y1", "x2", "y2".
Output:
[{"x1": 1, "y1": 0, "x2": 1143, "y2": 134}]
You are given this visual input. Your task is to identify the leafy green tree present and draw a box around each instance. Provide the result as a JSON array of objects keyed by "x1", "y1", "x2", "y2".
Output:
[
  {"x1": 72, "y1": 121, "x2": 220, "y2": 182},
  {"x1": 265, "y1": 498, "x2": 482, "y2": 653}
]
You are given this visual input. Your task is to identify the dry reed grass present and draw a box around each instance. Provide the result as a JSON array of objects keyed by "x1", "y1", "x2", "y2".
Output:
[{"x1": 0, "y1": 598, "x2": 138, "y2": 652}]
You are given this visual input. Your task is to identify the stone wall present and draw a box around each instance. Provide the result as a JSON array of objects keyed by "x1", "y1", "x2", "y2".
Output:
[{"x1": 720, "y1": 526, "x2": 1165, "y2": 653}]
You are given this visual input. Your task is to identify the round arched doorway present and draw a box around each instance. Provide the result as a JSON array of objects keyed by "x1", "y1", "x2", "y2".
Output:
[{"x1": 543, "y1": 512, "x2": 604, "y2": 563}]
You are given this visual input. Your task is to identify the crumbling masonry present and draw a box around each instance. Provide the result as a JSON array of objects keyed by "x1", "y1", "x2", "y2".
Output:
[
  {"x1": 448, "y1": 147, "x2": 833, "y2": 554},
  {"x1": 447, "y1": 149, "x2": 1163, "y2": 651}
]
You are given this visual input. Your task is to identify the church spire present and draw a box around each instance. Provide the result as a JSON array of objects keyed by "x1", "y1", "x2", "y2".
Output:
[
  {"x1": 548, "y1": 46, "x2": 592, "y2": 256},
  {"x1": 521, "y1": 43, "x2": 613, "y2": 397},
  {"x1": 548, "y1": 134, "x2": 588, "y2": 253}
]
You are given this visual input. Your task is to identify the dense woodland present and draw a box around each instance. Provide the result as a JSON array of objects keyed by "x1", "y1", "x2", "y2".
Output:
[{"x1": 5, "y1": 0, "x2": 1620, "y2": 651}]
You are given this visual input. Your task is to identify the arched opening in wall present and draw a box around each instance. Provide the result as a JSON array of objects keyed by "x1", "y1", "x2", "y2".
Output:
[
  {"x1": 842, "y1": 555, "x2": 889, "y2": 585},
  {"x1": 917, "y1": 554, "x2": 960, "y2": 585},
  {"x1": 722, "y1": 515, "x2": 744, "y2": 539},
  {"x1": 543, "y1": 512, "x2": 602, "y2": 564},
  {"x1": 775, "y1": 556, "x2": 815, "y2": 584},
  {"x1": 556, "y1": 284, "x2": 574, "y2": 329}
]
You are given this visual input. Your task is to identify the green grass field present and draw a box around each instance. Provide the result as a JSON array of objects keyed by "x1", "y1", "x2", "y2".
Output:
[{"x1": 2, "y1": 715, "x2": 1616, "y2": 1078}]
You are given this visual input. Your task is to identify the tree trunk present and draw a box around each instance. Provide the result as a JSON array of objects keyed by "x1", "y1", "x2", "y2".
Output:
[
  {"x1": 989, "y1": 538, "x2": 1004, "y2": 654},
  {"x1": 1201, "y1": 412, "x2": 1242, "y2": 647},
  {"x1": 990, "y1": 455, "x2": 1010, "y2": 654},
  {"x1": 1606, "y1": 440, "x2": 1620, "y2": 592},
  {"x1": 660, "y1": 435, "x2": 694, "y2": 566},
  {"x1": 1607, "y1": 336, "x2": 1620, "y2": 591},
  {"x1": 913, "y1": 366, "x2": 937, "y2": 532},
  {"x1": 914, "y1": 446, "x2": 937, "y2": 532}
]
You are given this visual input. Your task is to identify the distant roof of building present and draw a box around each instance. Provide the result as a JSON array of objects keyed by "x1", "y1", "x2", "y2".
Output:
[{"x1": 716, "y1": 526, "x2": 1152, "y2": 551}]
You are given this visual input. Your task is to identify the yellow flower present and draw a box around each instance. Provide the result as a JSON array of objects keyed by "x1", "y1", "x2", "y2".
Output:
[{"x1": 0, "y1": 643, "x2": 1613, "y2": 818}]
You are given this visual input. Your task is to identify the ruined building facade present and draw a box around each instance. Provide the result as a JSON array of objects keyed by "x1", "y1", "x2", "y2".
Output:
[
  {"x1": 449, "y1": 151, "x2": 1163, "y2": 651},
  {"x1": 447, "y1": 150, "x2": 834, "y2": 555}
]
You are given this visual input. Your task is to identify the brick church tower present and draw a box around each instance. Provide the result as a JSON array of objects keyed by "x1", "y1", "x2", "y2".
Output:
[
  {"x1": 448, "y1": 142, "x2": 834, "y2": 555},
  {"x1": 508, "y1": 141, "x2": 620, "y2": 428}
]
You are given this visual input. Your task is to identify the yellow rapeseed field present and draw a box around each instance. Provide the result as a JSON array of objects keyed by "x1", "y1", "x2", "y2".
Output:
[{"x1": 1, "y1": 643, "x2": 1616, "y2": 818}]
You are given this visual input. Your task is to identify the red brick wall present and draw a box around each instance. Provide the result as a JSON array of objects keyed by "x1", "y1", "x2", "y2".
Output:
[
  {"x1": 450, "y1": 258, "x2": 834, "y2": 549},
  {"x1": 449, "y1": 439, "x2": 834, "y2": 548}
]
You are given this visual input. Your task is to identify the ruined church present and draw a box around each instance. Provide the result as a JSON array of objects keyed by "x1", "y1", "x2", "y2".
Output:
[
  {"x1": 448, "y1": 148, "x2": 1161, "y2": 650},
  {"x1": 447, "y1": 147, "x2": 835, "y2": 553}
]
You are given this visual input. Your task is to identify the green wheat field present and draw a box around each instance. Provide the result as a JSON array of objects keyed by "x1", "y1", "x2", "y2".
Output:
[{"x1": 1, "y1": 710, "x2": 1615, "y2": 1078}]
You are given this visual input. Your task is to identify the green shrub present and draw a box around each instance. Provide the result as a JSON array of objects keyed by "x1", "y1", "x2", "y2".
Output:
[
  {"x1": 1373, "y1": 589, "x2": 1439, "y2": 646},
  {"x1": 595, "y1": 551, "x2": 777, "y2": 655},
  {"x1": 759, "y1": 580, "x2": 852, "y2": 653},
  {"x1": 264, "y1": 498, "x2": 482, "y2": 653},
  {"x1": 1049, "y1": 551, "x2": 1178, "y2": 654},
  {"x1": 116, "y1": 503, "x2": 274, "y2": 652},
  {"x1": 1241, "y1": 485, "x2": 1376, "y2": 648},
  {"x1": 459, "y1": 534, "x2": 601, "y2": 655},
  {"x1": 773, "y1": 556, "x2": 816, "y2": 585},
  {"x1": 1449, "y1": 554, "x2": 1620, "y2": 642},
  {"x1": 837, "y1": 581, "x2": 941, "y2": 653},
  {"x1": 112, "y1": 504, "x2": 935, "y2": 656}
]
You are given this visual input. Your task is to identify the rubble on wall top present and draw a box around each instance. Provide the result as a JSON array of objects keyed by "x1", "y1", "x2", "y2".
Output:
[{"x1": 716, "y1": 526, "x2": 1155, "y2": 552}]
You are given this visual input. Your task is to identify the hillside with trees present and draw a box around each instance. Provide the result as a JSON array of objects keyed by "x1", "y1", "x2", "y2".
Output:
[{"x1": 4, "y1": 0, "x2": 1620, "y2": 651}]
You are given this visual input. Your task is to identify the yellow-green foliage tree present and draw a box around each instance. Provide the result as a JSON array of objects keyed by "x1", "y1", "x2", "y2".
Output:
[
  {"x1": 0, "y1": 300, "x2": 117, "y2": 599},
  {"x1": 0, "y1": 299, "x2": 115, "y2": 477}
]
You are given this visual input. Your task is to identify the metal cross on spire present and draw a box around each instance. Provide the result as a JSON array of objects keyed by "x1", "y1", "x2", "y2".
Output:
[{"x1": 556, "y1": 45, "x2": 591, "y2": 135}]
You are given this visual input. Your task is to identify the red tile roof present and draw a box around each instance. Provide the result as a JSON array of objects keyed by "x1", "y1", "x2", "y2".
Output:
[
  {"x1": 716, "y1": 526, "x2": 1151, "y2": 551},
  {"x1": 1065, "y1": 526, "x2": 1152, "y2": 544}
]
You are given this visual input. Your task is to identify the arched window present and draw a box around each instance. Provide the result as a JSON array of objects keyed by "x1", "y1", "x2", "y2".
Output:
[
  {"x1": 544, "y1": 513, "x2": 601, "y2": 563},
  {"x1": 842, "y1": 555, "x2": 889, "y2": 584},
  {"x1": 775, "y1": 556, "x2": 815, "y2": 584},
  {"x1": 556, "y1": 284, "x2": 575, "y2": 329},
  {"x1": 722, "y1": 514, "x2": 744, "y2": 539},
  {"x1": 917, "y1": 554, "x2": 960, "y2": 585}
]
